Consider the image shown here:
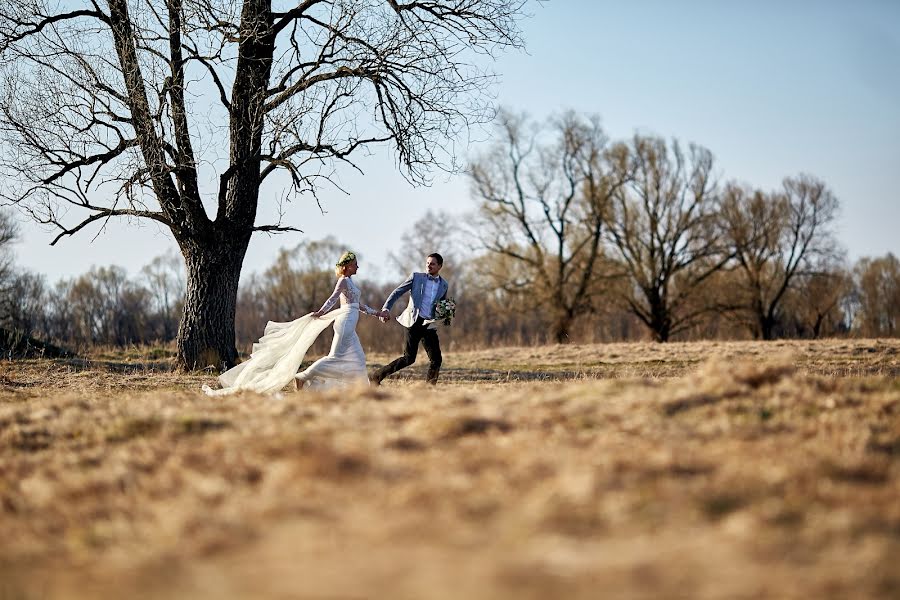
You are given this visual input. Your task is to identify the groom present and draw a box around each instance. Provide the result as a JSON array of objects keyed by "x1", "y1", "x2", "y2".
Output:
[{"x1": 372, "y1": 253, "x2": 449, "y2": 385}]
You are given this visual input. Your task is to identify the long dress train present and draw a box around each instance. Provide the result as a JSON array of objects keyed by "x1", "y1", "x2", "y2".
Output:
[{"x1": 202, "y1": 276, "x2": 377, "y2": 396}]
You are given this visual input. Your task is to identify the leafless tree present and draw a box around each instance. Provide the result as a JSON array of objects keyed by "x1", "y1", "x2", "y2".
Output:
[
  {"x1": 785, "y1": 262, "x2": 851, "y2": 338},
  {"x1": 0, "y1": 271, "x2": 46, "y2": 337},
  {"x1": 468, "y1": 109, "x2": 627, "y2": 343},
  {"x1": 389, "y1": 209, "x2": 463, "y2": 280},
  {"x1": 605, "y1": 135, "x2": 728, "y2": 342},
  {"x1": 0, "y1": 209, "x2": 32, "y2": 335},
  {"x1": 0, "y1": 211, "x2": 15, "y2": 245},
  {"x1": 58, "y1": 265, "x2": 150, "y2": 345},
  {"x1": 853, "y1": 253, "x2": 900, "y2": 337},
  {"x1": 0, "y1": 0, "x2": 529, "y2": 369},
  {"x1": 719, "y1": 176, "x2": 841, "y2": 339},
  {"x1": 141, "y1": 249, "x2": 185, "y2": 340},
  {"x1": 0, "y1": 209, "x2": 18, "y2": 283},
  {"x1": 43, "y1": 280, "x2": 77, "y2": 343}
]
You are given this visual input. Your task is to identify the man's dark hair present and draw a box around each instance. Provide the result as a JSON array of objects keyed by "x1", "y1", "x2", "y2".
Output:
[{"x1": 427, "y1": 253, "x2": 444, "y2": 266}]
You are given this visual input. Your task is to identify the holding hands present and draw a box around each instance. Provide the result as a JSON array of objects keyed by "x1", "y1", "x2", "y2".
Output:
[{"x1": 312, "y1": 308, "x2": 389, "y2": 320}]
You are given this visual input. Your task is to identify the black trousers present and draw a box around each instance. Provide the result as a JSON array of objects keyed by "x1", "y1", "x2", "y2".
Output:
[{"x1": 375, "y1": 318, "x2": 442, "y2": 384}]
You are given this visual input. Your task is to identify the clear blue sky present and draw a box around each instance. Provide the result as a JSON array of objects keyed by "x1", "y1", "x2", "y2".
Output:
[{"x1": 13, "y1": 0, "x2": 900, "y2": 283}]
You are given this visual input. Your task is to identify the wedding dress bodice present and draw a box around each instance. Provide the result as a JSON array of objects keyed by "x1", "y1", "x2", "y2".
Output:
[{"x1": 318, "y1": 276, "x2": 378, "y2": 315}]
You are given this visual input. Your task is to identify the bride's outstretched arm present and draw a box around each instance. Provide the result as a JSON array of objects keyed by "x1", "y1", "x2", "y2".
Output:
[
  {"x1": 359, "y1": 302, "x2": 390, "y2": 319},
  {"x1": 313, "y1": 277, "x2": 346, "y2": 317}
]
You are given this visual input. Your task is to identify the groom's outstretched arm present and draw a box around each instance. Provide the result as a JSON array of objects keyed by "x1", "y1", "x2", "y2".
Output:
[{"x1": 382, "y1": 272, "x2": 415, "y2": 311}]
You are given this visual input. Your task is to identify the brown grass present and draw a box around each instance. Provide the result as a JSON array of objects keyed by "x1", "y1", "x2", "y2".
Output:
[{"x1": 1, "y1": 339, "x2": 899, "y2": 599}]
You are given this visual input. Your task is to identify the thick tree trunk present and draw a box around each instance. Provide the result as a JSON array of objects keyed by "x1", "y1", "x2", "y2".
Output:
[
  {"x1": 552, "y1": 312, "x2": 573, "y2": 344},
  {"x1": 812, "y1": 314, "x2": 824, "y2": 339},
  {"x1": 759, "y1": 312, "x2": 776, "y2": 341},
  {"x1": 652, "y1": 324, "x2": 670, "y2": 343},
  {"x1": 176, "y1": 237, "x2": 249, "y2": 370},
  {"x1": 169, "y1": 0, "x2": 271, "y2": 372},
  {"x1": 650, "y1": 301, "x2": 671, "y2": 342}
]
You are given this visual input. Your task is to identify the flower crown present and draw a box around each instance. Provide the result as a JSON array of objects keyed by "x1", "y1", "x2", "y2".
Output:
[{"x1": 335, "y1": 251, "x2": 356, "y2": 267}]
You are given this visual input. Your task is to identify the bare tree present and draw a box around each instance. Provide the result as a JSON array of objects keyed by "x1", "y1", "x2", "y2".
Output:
[
  {"x1": 785, "y1": 262, "x2": 851, "y2": 338},
  {"x1": 389, "y1": 209, "x2": 463, "y2": 280},
  {"x1": 0, "y1": 209, "x2": 18, "y2": 284},
  {"x1": 141, "y1": 249, "x2": 185, "y2": 340},
  {"x1": 468, "y1": 109, "x2": 627, "y2": 343},
  {"x1": 605, "y1": 135, "x2": 728, "y2": 342},
  {"x1": 0, "y1": 270, "x2": 47, "y2": 339},
  {"x1": 716, "y1": 184, "x2": 786, "y2": 336},
  {"x1": 0, "y1": 209, "x2": 37, "y2": 337},
  {"x1": 59, "y1": 265, "x2": 151, "y2": 345},
  {"x1": 719, "y1": 176, "x2": 841, "y2": 339},
  {"x1": 43, "y1": 280, "x2": 77, "y2": 343},
  {"x1": 0, "y1": 0, "x2": 529, "y2": 369},
  {"x1": 853, "y1": 253, "x2": 900, "y2": 337}
]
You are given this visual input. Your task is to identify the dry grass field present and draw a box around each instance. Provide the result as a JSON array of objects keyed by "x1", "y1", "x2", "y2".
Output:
[{"x1": 2, "y1": 339, "x2": 899, "y2": 599}]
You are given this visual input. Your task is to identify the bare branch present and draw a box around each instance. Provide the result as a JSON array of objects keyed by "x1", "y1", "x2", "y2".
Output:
[
  {"x1": 0, "y1": 9, "x2": 108, "y2": 50},
  {"x1": 271, "y1": 0, "x2": 330, "y2": 34},
  {"x1": 252, "y1": 224, "x2": 303, "y2": 233},
  {"x1": 50, "y1": 207, "x2": 170, "y2": 246}
]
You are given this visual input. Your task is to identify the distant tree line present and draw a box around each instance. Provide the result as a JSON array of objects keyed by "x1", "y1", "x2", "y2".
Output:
[
  {"x1": 1, "y1": 108, "x2": 899, "y2": 355},
  {"x1": 1, "y1": 212, "x2": 898, "y2": 357},
  {"x1": 467, "y1": 109, "x2": 860, "y2": 344}
]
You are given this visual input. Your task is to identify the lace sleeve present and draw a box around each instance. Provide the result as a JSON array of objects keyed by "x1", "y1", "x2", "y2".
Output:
[
  {"x1": 359, "y1": 302, "x2": 379, "y2": 316},
  {"x1": 317, "y1": 277, "x2": 346, "y2": 313}
]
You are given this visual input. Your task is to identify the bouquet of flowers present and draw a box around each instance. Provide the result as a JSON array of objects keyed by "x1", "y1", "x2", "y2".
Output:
[{"x1": 433, "y1": 297, "x2": 457, "y2": 326}]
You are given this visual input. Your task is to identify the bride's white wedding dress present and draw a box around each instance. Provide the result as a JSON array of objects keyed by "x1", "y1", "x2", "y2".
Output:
[{"x1": 202, "y1": 276, "x2": 379, "y2": 396}]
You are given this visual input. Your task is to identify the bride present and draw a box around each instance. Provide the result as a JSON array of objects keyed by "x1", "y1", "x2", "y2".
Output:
[{"x1": 202, "y1": 251, "x2": 389, "y2": 396}]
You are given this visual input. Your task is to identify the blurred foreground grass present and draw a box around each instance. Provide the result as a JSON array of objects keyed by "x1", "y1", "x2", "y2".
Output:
[{"x1": 1, "y1": 339, "x2": 899, "y2": 599}]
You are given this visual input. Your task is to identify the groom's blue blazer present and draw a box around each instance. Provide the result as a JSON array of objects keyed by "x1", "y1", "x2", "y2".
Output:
[{"x1": 382, "y1": 272, "x2": 449, "y2": 328}]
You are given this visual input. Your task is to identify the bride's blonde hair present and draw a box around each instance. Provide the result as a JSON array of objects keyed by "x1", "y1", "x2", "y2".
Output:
[{"x1": 334, "y1": 251, "x2": 356, "y2": 277}]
